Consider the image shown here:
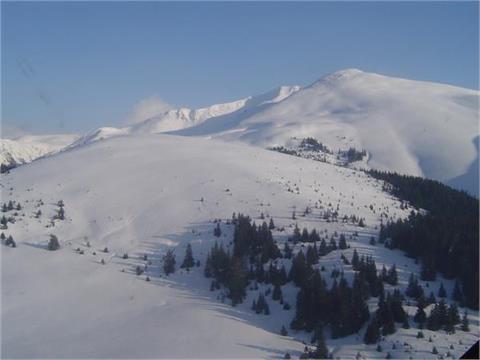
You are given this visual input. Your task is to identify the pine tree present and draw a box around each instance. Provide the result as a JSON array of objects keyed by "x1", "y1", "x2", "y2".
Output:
[
  {"x1": 269, "y1": 218, "x2": 275, "y2": 230},
  {"x1": 0, "y1": 232, "x2": 5, "y2": 240},
  {"x1": 364, "y1": 316, "x2": 381, "y2": 344},
  {"x1": 48, "y1": 234, "x2": 60, "y2": 251},
  {"x1": 227, "y1": 257, "x2": 247, "y2": 305},
  {"x1": 310, "y1": 326, "x2": 329, "y2": 359},
  {"x1": 413, "y1": 304, "x2": 427, "y2": 327},
  {"x1": 438, "y1": 282, "x2": 447, "y2": 298},
  {"x1": 338, "y1": 234, "x2": 347, "y2": 249},
  {"x1": 163, "y1": 249, "x2": 176, "y2": 275},
  {"x1": 387, "y1": 264, "x2": 398, "y2": 285},
  {"x1": 2, "y1": 204, "x2": 7, "y2": 212},
  {"x1": 351, "y1": 249, "x2": 360, "y2": 270},
  {"x1": 214, "y1": 223, "x2": 222, "y2": 237},
  {"x1": 280, "y1": 325, "x2": 288, "y2": 336},
  {"x1": 181, "y1": 243, "x2": 195, "y2": 269},
  {"x1": 452, "y1": 280, "x2": 463, "y2": 303},
  {"x1": 284, "y1": 242, "x2": 292, "y2": 259},
  {"x1": 272, "y1": 283, "x2": 283, "y2": 301},
  {"x1": 5, "y1": 235, "x2": 16, "y2": 247},
  {"x1": 461, "y1": 310, "x2": 470, "y2": 332}
]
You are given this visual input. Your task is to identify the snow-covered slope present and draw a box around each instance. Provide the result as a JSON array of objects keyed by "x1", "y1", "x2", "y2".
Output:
[
  {"x1": 172, "y1": 69, "x2": 479, "y2": 195},
  {"x1": 2, "y1": 134, "x2": 478, "y2": 358},
  {"x1": 130, "y1": 85, "x2": 301, "y2": 133},
  {"x1": 0, "y1": 134, "x2": 78, "y2": 170},
  {"x1": 54, "y1": 70, "x2": 478, "y2": 195}
]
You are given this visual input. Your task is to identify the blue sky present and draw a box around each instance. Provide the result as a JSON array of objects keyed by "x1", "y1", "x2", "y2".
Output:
[{"x1": 2, "y1": 1, "x2": 478, "y2": 135}]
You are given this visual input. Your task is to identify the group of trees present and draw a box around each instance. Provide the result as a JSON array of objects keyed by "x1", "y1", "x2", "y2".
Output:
[
  {"x1": 291, "y1": 266, "x2": 370, "y2": 339},
  {"x1": 370, "y1": 170, "x2": 479, "y2": 309},
  {"x1": 1, "y1": 232, "x2": 16, "y2": 247},
  {"x1": 204, "y1": 214, "x2": 282, "y2": 305},
  {"x1": 290, "y1": 225, "x2": 349, "y2": 257},
  {"x1": 2, "y1": 200, "x2": 21, "y2": 212},
  {"x1": 364, "y1": 289, "x2": 408, "y2": 344}
]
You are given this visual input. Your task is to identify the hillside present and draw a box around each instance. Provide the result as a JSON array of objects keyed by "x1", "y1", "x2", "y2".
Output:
[
  {"x1": 172, "y1": 69, "x2": 479, "y2": 196},
  {"x1": 1, "y1": 134, "x2": 478, "y2": 358},
  {"x1": 0, "y1": 134, "x2": 78, "y2": 172}
]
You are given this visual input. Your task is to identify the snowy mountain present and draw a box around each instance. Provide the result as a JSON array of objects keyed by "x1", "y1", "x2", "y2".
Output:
[
  {"x1": 172, "y1": 69, "x2": 479, "y2": 196},
  {"x1": 50, "y1": 69, "x2": 478, "y2": 195},
  {"x1": 129, "y1": 85, "x2": 301, "y2": 133},
  {"x1": 0, "y1": 134, "x2": 79, "y2": 172},
  {"x1": 2, "y1": 134, "x2": 478, "y2": 358}
]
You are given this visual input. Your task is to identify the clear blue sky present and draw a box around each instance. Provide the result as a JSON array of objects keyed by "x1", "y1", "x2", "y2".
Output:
[{"x1": 2, "y1": 1, "x2": 478, "y2": 135}]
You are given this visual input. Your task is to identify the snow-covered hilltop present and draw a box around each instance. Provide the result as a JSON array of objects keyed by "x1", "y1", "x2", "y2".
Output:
[
  {"x1": 2, "y1": 133, "x2": 478, "y2": 358},
  {"x1": 0, "y1": 134, "x2": 79, "y2": 172},
  {"x1": 11, "y1": 69, "x2": 474, "y2": 194},
  {"x1": 172, "y1": 69, "x2": 479, "y2": 196}
]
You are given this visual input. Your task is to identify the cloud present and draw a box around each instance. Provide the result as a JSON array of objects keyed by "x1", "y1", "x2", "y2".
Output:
[
  {"x1": 125, "y1": 95, "x2": 174, "y2": 124},
  {"x1": 1, "y1": 123, "x2": 30, "y2": 139}
]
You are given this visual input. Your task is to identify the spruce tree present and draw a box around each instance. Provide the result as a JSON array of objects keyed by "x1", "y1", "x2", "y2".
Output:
[
  {"x1": 214, "y1": 223, "x2": 222, "y2": 237},
  {"x1": 438, "y1": 282, "x2": 447, "y2": 298},
  {"x1": 461, "y1": 310, "x2": 470, "y2": 332},
  {"x1": 48, "y1": 234, "x2": 60, "y2": 251},
  {"x1": 310, "y1": 326, "x2": 329, "y2": 359},
  {"x1": 364, "y1": 316, "x2": 380, "y2": 344},
  {"x1": 272, "y1": 283, "x2": 283, "y2": 301},
  {"x1": 452, "y1": 280, "x2": 463, "y2": 303},
  {"x1": 163, "y1": 249, "x2": 176, "y2": 275},
  {"x1": 413, "y1": 304, "x2": 427, "y2": 327},
  {"x1": 280, "y1": 325, "x2": 288, "y2": 336},
  {"x1": 181, "y1": 243, "x2": 195, "y2": 269},
  {"x1": 269, "y1": 218, "x2": 275, "y2": 230},
  {"x1": 5, "y1": 235, "x2": 16, "y2": 247}
]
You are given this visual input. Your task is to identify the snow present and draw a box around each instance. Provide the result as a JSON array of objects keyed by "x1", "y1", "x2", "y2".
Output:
[
  {"x1": 0, "y1": 134, "x2": 79, "y2": 169},
  {"x1": 172, "y1": 69, "x2": 479, "y2": 196},
  {"x1": 1, "y1": 133, "x2": 478, "y2": 358},
  {"x1": 4, "y1": 70, "x2": 478, "y2": 195}
]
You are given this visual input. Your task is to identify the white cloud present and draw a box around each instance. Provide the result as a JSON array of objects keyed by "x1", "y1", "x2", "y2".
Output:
[{"x1": 125, "y1": 95, "x2": 174, "y2": 124}]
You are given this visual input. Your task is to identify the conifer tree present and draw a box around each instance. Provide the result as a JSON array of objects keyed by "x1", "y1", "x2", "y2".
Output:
[
  {"x1": 452, "y1": 280, "x2": 463, "y2": 303},
  {"x1": 438, "y1": 282, "x2": 447, "y2": 298},
  {"x1": 272, "y1": 283, "x2": 283, "y2": 301},
  {"x1": 227, "y1": 257, "x2": 247, "y2": 305},
  {"x1": 214, "y1": 222, "x2": 222, "y2": 237},
  {"x1": 414, "y1": 304, "x2": 427, "y2": 328},
  {"x1": 461, "y1": 310, "x2": 470, "y2": 332},
  {"x1": 5, "y1": 235, "x2": 16, "y2": 247},
  {"x1": 309, "y1": 326, "x2": 329, "y2": 359},
  {"x1": 387, "y1": 264, "x2": 398, "y2": 285},
  {"x1": 48, "y1": 234, "x2": 60, "y2": 251},
  {"x1": 280, "y1": 325, "x2": 288, "y2": 336},
  {"x1": 338, "y1": 234, "x2": 347, "y2": 249},
  {"x1": 163, "y1": 249, "x2": 176, "y2": 275},
  {"x1": 269, "y1": 218, "x2": 275, "y2": 230},
  {"x1": 181, "y1": 243, "x2": 195, "y2": 269},
  {"x1": 351, "y1": 249, "x2": 360, "y2": 270},
  {"x1": 364, "y1": 316, "x2": 380, "y2": 344}
]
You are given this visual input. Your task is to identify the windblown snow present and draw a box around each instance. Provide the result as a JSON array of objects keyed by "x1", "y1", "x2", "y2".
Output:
[
  {"x1": 1, "y1": 134, "x2": 478, "y2": 358},
  {"x1": 0, "y1": 134, "x2": 79, "y2": 170}
]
